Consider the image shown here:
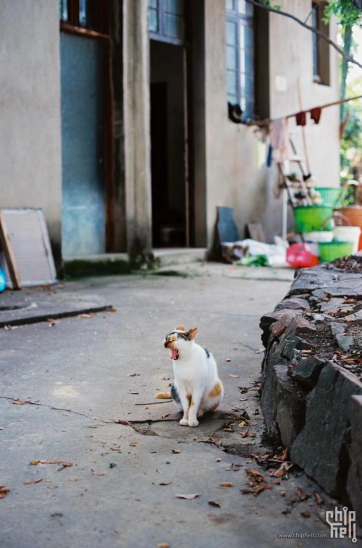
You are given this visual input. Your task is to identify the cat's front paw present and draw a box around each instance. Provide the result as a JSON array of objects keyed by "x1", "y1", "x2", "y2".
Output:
[
  {"x1": 179, "y1": 418, "x2": 189, "y2": 426},
  {"x1": 188, "y1": 419, "x2": 199, "y2": 427}
]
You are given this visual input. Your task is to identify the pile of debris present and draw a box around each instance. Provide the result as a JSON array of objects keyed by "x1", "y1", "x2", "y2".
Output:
[{"x1": 259, "y1": 261, "x2": 362, "y2": 525}]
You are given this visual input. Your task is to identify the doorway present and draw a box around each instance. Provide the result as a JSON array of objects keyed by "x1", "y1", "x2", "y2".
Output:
[{"x1": 150, "y1": 40, "x2": 188, "y2": 248}]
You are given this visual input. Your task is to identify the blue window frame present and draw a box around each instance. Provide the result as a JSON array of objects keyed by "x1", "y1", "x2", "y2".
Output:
[
  {"x1": 226, "y1": 0, "x2": 254, "y2": 120},
  {"x1": 148, "y1": 0, "x2": 184, "y2": 45}
]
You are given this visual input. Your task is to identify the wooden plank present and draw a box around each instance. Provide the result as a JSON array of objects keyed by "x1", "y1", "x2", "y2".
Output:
[
  {"x1": 246, "y1": 223, "x2": 265, "y2": 242},
  {"x1": 0, "y1": 211, "x2": 21, "y2": 289}
]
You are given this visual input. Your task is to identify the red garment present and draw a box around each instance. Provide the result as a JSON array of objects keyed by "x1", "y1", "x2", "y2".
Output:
[
  {"x1": 295, "y1": 111, "x2": 306, "y2": 126},
  {"x1": 310, "y1": 107, "x2": 322, "y2": 124}
]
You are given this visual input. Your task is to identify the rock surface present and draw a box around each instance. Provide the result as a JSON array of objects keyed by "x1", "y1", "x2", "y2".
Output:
[{"x1": 260, "y1": 261, "x2": 362, "y2": 513}]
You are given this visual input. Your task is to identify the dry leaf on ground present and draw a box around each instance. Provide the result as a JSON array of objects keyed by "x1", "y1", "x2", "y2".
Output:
[
  {"x1": 296, "y1": 487, "x2": 306, "y2": 501},
  {"x1": 253, "y1": 483, "x2": 271, "y2": 496},
  {"x1": 172, "y1": 449, "x2": 181, "y2": 454},
  {"x1": 159, "y1": 482, "x2": 172, "y2": 486},
  {"x1": 229, "y1": 374, "x2": 239, "y2": 378},
  {"x1": 91, "y1": 470, "x2": 105, "y2": 476},
  {"x1": 70, "y1": 478, "x2": 78, "y2": 482},
  {"x1": 156, "y1": 543, "x2": 170, "y2": 548},
  {"x1": 24, "y1": 479, "x2": 42, "y2": 485},
  {"x1": 176, "y1": 493, "x2": 201, "y2": 500},
  {"x1": 162, "y1": 413, "x2": 171, "y2": 419},
  {"x1": 269, "y1": 462, "x2": 292, "y2": 478},
  {"x1": 216, "y1": 458, "x2": 222, "y2": 462},
  {"x1": 116, "y1": 420, "x2": 131, "y2": 426},
  {"x1": 0, "y1": 486, "x2": 11, "y2": 499},
  {"x1": 78, "y1": 313, "x2": 95, "y2": 319},
  {"x1": 313, "y1": 491, "x2": 324, "y2": 505},
  {"x1": 129, "y1": 443, "x2": 138, "y2": 447},
  {"x1": 301, "y1": 510, "x2": 310, "y2": 518},
  {"x1": 129, "y1": 391, "x2": 139, "y2": 395},
  {"x1": 13, "y1": 401, "x2": 29, "y2": 405},
  {"x1": 225, "y1": 358, "x2": 231, "y2": 362},
  {"x1": 208, "y1": 500, "x2": 221, "y2": 507},
  {"x1": 220, "y1": 482, "x2": 233, "y2": 487}
]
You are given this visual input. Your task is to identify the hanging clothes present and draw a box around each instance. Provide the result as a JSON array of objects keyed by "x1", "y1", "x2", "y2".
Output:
[
  {"x1": 270, "y1": 118, "x2": 289, "y2": 163},
  {"x1": 310, "y1": 107, "x2": 322, "y2": 124},
  {"x1": 295, "y1": 111, "x2": 307, "y2": 126}
]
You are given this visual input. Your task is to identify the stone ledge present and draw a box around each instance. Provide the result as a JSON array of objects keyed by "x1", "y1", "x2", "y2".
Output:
[{"x1": 260, "y1": 261, "x2": 362, "y2": 525}]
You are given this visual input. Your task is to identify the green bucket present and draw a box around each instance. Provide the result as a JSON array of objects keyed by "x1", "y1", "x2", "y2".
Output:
[
  {"x1": 315, "y1": 187, "x2": 344, "y2": 207},
  {"x1": 318, "y1": 241, "x2": 354, "y2": 262},
  {"x1": 294, "y1": 205, "x2": 333, "y2": 233}
]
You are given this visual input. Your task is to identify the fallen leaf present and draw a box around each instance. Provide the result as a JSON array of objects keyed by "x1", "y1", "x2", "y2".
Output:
[
  {"x1": 30, "y1": 460, "x2": 41, "y2": 465},
  {"x1": 238, "y1": 421, "x2": 245, "y2": 428},
  {"x1": 247, "y1": 468, "x2": 265, "y2": 481},
  {"x1": 116, "y1": 420, "x2": 131, "y2": 426},
  {"x1": 156, "y1": 543, "x2": 170, "y2": 548},
  {"x1": 172, "y1": 449, "x2": 181, "y2": 454},
  {"x1": 271, "y1": 480, "x2": 280, "y2": 485},
  {"x1": 240, "y1": 488, "x2": 254, "y2": 494},
  {"x1": 159, "y1": 482, "x2": 172, "y2": 486},
  {"x1": 269, "y1": 462, "x2": 292, "y2": 478},
  {"x1": 127, "y1": 373, "x2": 140, "y2": 377},
  {"x1": 208, "y1": 500, "x2": 221, "y2": 507},
  {"x1": 13, "y1": 401, "x2": 29, "y2": 405},
  {"x1": 129, "y1": 391, "x2": 139, "y2": 395},
  {"x1": 0, "y1": 486, "x2": 11, "y2": 499},
  {"x1": 69, "y1": 478, "x2": 78, "y2": 482},
  {"x1": 216, "y1": 458, "x2": 222, "y2": 462},
  {"x1": 301, "y1": 510, "x2": 310, "y2": 518},
  {"x1": 91, "y1": 470, "x2": 105, "y2": 476},
  {"x1": 220, "y1": 482, "x2": 233, "y2": 487},
  {"x1": 0, "y1": 427, "x2": 3, "y2": 430},
  {"x1": 278, "y1": 448, "x2": 288, "y2": 461},
  {"x1": 109, "y1": 308, "x2": 117, "y2": 312},
  {"x1": 225, "y1": 358, "x2": 231, "y2": 362},
  {"x1": 162, "y1": 413, "x2": 171, "y2": 419},
  {"x1": 129, "y1": 443, "x2": 138, "y2": 447},
  {"x1": 313, "y1": 491, "x2": 324, "y2": 505},
  {"x1": 78, "y1": 313, "x2": 95, "y2": 319},
  {"x1": 229, "y1": 374, "x2": 239, "y2": 378},
  {"x1": 24, "y1": 479, "x2": 42, "y2": 485},
  {"x1": 253, "y1": 483, "x2": 271, "y2": 496},
  {"x1": 296, "y1": 487, "x2": 306, "y2": 501},
  {"x1": 176, "y1": 493, "x2": 201, "y2": 500}
]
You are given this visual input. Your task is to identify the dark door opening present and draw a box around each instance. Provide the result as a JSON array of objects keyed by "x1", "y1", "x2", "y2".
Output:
[{"x1": 150, "y1": 40, "x2": 187, "y2": 248}]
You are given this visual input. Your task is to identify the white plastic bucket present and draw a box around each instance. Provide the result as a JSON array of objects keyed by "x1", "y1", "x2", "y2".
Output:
[
  {"x1": 334, "y1": 226, "x2": 361, "y2": 254},
  {"x1": 303, "y1": 231, "x2": 334, "y2": 243}
]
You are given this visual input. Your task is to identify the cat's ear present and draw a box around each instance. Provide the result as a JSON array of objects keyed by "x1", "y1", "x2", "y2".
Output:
[
  {"x1": 175, "y1": 325, "x2": 185, "y2": 332},
  {"x1": 186, "y1": 328, "x2": 198, "y2": 340}
]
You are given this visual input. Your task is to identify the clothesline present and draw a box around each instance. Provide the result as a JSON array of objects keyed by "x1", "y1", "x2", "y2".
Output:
[{"x1": 247, "y1": 94, "x2": 362, "y2": 127}]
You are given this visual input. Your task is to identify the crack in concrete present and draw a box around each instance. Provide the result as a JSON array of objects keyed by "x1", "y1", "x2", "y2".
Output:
[{"x1": 0, "y1": 395, "x2": 111, "y2": 424}]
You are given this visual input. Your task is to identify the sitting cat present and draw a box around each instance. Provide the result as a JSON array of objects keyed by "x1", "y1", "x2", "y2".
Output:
[{"x1": 157, "y1": 325, "x2": 223, "y2": 427}]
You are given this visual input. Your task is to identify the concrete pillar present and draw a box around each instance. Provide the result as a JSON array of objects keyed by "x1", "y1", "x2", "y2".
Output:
[{"x1": 123, "y1": 0, "x2": 153, "y2": 266}]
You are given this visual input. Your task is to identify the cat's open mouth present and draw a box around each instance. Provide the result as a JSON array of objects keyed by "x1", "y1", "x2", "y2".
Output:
[{"x1": 170, "y1": 348, "x2": 179, "y2": 360}]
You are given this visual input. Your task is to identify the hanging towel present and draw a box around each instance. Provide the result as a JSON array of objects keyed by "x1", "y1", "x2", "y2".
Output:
[
  {"x1": 310, "y1": 107, "x2": 322, "y2": 124},
  {"x1": 270, "y1": 118, "x2": 289, "y2": 163},
  {"x1": 295, "y1": 111, "x2": 307, "y2": 126}
]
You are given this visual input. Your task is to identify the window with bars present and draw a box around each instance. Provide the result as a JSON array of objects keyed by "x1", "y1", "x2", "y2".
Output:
[
  {"x1": 59, "y1": 0, "x2": 109, "y2": 35},
  {"x1": 226, "y1": 0, "x2": 254, "y2": 120},
  {"x1": 148, "y1": 0, "x2": 184, "y2": 45}
]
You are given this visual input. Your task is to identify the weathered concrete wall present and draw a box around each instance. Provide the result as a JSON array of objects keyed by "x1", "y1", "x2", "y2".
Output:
[
  {"x1": 269, "y1": 0, "x2": 340, "y2": 187},
  {"x1": 0, "y1": 0, "x2": 62, "y2": 257},
  {"x1": 202, "y1": 0, "x2": 339, "y2": 249},
  {"x1": 123, "y1": 0, "x2": 153, "y2": 265}
]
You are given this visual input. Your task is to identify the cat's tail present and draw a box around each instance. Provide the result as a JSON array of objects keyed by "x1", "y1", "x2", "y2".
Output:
[{"x1": 156, "y1": 392, "x2": 172, "y2": 399}]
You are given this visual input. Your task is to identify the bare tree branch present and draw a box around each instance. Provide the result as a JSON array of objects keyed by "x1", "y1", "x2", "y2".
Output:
[{"x1": 245, "y1": 0, "x2": 362, "y2": 71}]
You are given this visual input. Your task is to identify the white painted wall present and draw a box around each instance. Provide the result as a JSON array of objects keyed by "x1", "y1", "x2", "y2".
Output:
[{"x1": 0, "y1": 0, "x2": 62, "y2": 254}]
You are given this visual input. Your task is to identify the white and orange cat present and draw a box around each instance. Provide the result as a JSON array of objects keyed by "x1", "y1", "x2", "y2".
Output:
[{"x1": 157, "y1": 325, "x2": 223, "y2": 427}]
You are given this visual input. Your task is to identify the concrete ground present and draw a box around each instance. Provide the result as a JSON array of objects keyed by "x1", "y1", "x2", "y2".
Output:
[{"x1": 0, "y1": 265, "x2": 352, "y2": 548}]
